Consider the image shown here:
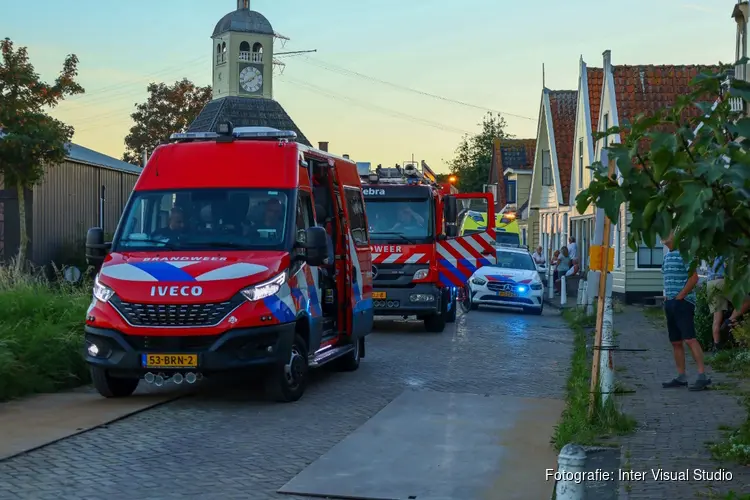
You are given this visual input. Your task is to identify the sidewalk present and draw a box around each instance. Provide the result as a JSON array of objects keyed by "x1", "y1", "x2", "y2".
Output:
[{"x1": 551, "y1": 301, "x2": 750, "y2": 498}]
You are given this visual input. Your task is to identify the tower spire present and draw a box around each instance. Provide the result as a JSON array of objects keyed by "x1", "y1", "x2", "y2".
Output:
[{"x1": 237, "y1": 0, "x2": 249, "y2": 10}]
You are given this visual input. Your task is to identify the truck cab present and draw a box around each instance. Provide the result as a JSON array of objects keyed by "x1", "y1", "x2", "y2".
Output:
[
  {"x1": 83, "y1": 124, "x2": 373, "y2": 402},
  {"x1": 361, "y1": 162, "x2": 495, "y2": 332}
]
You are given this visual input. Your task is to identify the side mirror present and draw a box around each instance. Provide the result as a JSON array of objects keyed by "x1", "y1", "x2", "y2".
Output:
[
  {"x1": 437, "y1": 234, "x2": 447, "y2": 241},
  {"x1": 85, "y1": 227, "x2": 111, "y2": 267},
  {"x1": 444, "y1": 195, "x2": 457, "y2": 238},
  {"x1": 304, "y1": 226, "x2": 329, "y2": 267}
]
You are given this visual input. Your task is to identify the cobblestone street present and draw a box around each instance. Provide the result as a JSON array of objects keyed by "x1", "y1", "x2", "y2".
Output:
[
  {"x1": 0, "y1": 308, "x2": 572, "y2": 500},
  {"x1": 613, "y1": 306, "x2": 750, "y2": 498}
]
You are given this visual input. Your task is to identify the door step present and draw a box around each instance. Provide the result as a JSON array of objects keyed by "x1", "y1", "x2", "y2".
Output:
[{"x1": 309, "y1": 344, "x2": 354, "y2": 368}]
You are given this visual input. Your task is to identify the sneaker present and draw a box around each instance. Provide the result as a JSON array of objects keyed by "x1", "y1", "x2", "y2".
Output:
[
  {"x1": 688, "y1": 377, "x2": 712, "y2": 391},
  {"x1": 662, "y1": 378, "x2": 688, "y2": 388}
]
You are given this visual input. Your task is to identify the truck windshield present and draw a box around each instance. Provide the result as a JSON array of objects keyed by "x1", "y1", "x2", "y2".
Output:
[
  {"x1": 496, "y1": 232, "x2": 520, "y2": 246},
  {"x1": 113, "y1": 188, "x2": 292, "y2": 252},
  {"x1": 365, "y1": 198, "x2": 432, "y2": 242}
]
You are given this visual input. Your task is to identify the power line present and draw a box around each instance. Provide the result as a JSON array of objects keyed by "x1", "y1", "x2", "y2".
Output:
[
  {"x1": 278, "y1": 76, "x2": 473, "y2": 136},
  {"x1": 297, "y1": 56, "x2": 536, "y2": 121}
]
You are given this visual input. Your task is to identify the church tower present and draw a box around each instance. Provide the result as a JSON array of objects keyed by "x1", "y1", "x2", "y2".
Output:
[
  {"x1": 212, "y1": 0, "x2": 274, "y2": 99},
  {"x1": 187, "y1": 1, "x2": 311, "y2": 145}
]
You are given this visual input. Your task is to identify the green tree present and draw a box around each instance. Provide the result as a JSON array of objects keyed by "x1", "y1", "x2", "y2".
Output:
[
  {"x1": 446, "y1": 112, "x2": 509, "y2": 193},
  {"x1": 0, "y1": 38, "x2": 84, "y2": 269},
  {"x1": 576, "y1": 63, "x2": 750, "y2": 306},
  {"x1": 123, "y1": 79, "x2": 212, "y2": 165}
]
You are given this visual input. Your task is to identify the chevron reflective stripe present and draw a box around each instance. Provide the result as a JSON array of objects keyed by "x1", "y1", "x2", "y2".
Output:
[
  {"x1": 404, "y1": 253, "x2": 425, "y2": 264},
  {"x1": 371, "y1": 251, "x2": 428, "y2": 264},
  {"x1": 381, "y1": 253, "x2": 402, "y2": 264}
]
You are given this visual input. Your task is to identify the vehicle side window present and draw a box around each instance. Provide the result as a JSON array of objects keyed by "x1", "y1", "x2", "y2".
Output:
[
  {"x1": 344, "y1": 188, "x2": 368, "y2": 246},
  {"x1": 296, "y1": 191, "x2": 314, "y2": 243}
]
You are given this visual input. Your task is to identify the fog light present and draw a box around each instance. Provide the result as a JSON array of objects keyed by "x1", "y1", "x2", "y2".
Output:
[
  {"x1": 87, "y1": 343, "x2": 100, "y2": 357},
  {"x1": 410, "y1": 294, "x2": 435, "y2": 302}
]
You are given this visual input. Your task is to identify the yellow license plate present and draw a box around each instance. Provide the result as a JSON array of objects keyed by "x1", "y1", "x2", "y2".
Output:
[
  {"x1": 372, "y1": 292, "x2": 386, "y2": 299},
  {"x1": 141, "y1": 353, "x2": 198, "y2": 368},
  {"x1": 498, "y1": 291, "x2": 516, "y2": 297}
]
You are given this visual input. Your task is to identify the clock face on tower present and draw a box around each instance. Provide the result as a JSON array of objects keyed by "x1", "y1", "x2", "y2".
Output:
[{"x1": 239, "y1": 65, "x2": 263, "y2": 93}]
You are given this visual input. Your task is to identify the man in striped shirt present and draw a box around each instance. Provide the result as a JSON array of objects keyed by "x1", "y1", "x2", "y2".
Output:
[{"x1": 661, "y1": 232, "x2": 711, "y2": 391}]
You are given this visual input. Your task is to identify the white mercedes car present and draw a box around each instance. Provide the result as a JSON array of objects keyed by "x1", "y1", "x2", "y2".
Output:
[{"x1": 469, "y1": 245, "x2": 545, "y2": 315}]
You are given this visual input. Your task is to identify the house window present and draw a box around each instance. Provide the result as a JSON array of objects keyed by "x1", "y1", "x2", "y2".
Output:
[
  {"x1": 637, "y1": 235, "x2": 663, "y2": 269},
  {"x1": 578, "y1": 138, "x2": 584, "y2": 187},
  {"x1": 506, "y1": 180, "x2": 517, "y2": 204},
  {"x1": 542, "y1": 150, "x2": 552, "y2": 186}
]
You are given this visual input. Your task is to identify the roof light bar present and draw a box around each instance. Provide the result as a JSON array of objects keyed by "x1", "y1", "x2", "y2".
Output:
[
  {"x1": 232, "y1": 126, "x2": 297, "y2": 139},
  {"x1": 169, "y1": 131, "x2": 220, "y2": 141}
]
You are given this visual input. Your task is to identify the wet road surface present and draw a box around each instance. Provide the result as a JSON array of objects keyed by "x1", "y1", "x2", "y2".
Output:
[{"x1": 0, "y1": 306, "x2": 573, "y2": 500}]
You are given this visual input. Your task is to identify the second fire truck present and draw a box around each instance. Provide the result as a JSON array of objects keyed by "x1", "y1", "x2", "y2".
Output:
[{"x1": 361, "y1": 161, "x2": 496, "y2": 332}]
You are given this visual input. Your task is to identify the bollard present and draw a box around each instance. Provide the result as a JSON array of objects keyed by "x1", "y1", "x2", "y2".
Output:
[
  {"x1": 560, "y1": 276, "x2": 567, "y2": 306},
  {"x1": 548, "y1": 268, "x2": 555, "y2": 299},
  {"x1": 585, "y1": 282, "x2": 595, "y2": 316},
  {"x1": 577, "y1": 283, "x2": 584, "y2": 307},
  {"x1": 555, "y1": 444, "x2": 587, "y2": 500},
  {"x1": 599, "y1": 295, "x2": 615, "y2": 404}
]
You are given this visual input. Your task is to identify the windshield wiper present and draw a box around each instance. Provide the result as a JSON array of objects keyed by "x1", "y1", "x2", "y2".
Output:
[
  {"x1": 119, "y1": 238, "x2": 179, "y2": 249},
  {"x1": 370, "y1": 232, "x2": 416, "y2": 244}
]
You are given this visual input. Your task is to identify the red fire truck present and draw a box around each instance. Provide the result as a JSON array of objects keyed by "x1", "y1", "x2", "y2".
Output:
[
  {"x1": 84, "y1": 123, "x2": 373, "y2": 403},
  {"x1": 361, "y1": 161, "x2": 496, "y2": 332}
]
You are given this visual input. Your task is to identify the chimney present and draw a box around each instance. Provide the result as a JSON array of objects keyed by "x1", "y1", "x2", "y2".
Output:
[
  {"x1": 343, "y1": 154, "x2": 350, "y2": 159},
  {"x1": 318, "y1": 141, "x2": 329, "y2": 152},
  {"x1": 237, "y1": 0, "x2": 249, "y2": 10},
  {"x1": 602, "y1": 49, "x2": 612, "y2": 73}
]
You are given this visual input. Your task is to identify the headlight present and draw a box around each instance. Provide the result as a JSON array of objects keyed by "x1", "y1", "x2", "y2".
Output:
[
  {"x1": 471, "y1": 277, "x2": 487, "y2": 286},
  {"x1": 240, "y1": 272, "x2": 287, "y2": 302},
  {"x1": 531, "y1": 282, "x2": 543, "y2": 290},
  {"x1": 93, "y1": 275, "x2": 114, "y2": 303},
  {"x1": 413, "y1": 269, "x2": 429, "y2": 280}
]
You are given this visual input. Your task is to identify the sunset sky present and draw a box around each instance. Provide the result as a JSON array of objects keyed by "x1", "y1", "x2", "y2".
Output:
[{"x1": 3, "y1": 0, "x2": 731, "y2": 172}]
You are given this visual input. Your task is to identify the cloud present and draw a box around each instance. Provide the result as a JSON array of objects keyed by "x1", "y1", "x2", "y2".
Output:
[{"x1": 679, "y1": 3, "x2": 714, "y2": 13}]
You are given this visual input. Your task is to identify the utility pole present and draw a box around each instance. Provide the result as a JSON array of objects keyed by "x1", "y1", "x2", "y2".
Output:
[{"x1": 588, "y1": 154, "x2": 617, "y2": 418}]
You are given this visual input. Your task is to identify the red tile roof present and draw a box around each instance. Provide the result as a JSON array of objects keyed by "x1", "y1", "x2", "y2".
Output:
[
  {"x1": 548, "y1": 90, "x2": 578, "y2": 205},
  {"x1": 586, "y1": 67, "x2": 603, "y2": 132},
  {"x1": 612, "y1": 64, "x2": 721, "y2": 138}
]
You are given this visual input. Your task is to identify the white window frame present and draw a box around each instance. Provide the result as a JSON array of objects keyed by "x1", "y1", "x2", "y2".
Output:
[
  {"x1": 613, "y1": 208, "x2": 622, "y2": 269},
  {"x1": 578, "y1": 138, "x2": 584, "y2": 188},
  {"x1": 634, "y1": 234, "x2": 664, "y2": 270},
  {"x1": 542, "y1": 150, "x2": 553, "y2": 186}
]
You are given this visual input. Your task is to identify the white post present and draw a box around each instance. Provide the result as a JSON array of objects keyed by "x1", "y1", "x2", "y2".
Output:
[
  {"x1": 555, "y1": 444, "x2": 587, "y2": 500},
  {"x1": 577, "y1": 281, "x2": 584, "y2": 307},
  {"x1": 599, "y1": 296, "x2": 615, "y2": 404},
  {"x1": 560, "y1": 276, "x2": 567, "y2": 306},
  {"x1": 548, "y1": 266, "x2": 555, "y2": 299},
  {"x1": 586, "y1": 282, "x2": 595, "y2": 316}
]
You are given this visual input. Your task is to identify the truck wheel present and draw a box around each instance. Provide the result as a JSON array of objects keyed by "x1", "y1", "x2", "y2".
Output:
[
  {"x1": 91, "y1": 367, "x2": 139, "y2": 398},
  {"x1": 335, "y1": 336, "x2": 363, "y2": 372},
  {"x1": 446, "y1": 294, "x2": 457, "y2": 323},
  {"x1": 265, "y1": 334, "x2": 309, "y2": 403},
  {"x1": 424, "y1": 290, "x2": 448, "y2": 333}
]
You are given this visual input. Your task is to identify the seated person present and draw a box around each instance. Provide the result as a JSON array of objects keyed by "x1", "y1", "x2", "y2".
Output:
[
  {"x1": 555, "y1": 258, "x2": 580, "y2": 293},
  {"x1": 153, "y1": 207, "x2": 185, "y2": 239},
  {"x1": 391, "y1": 205, "x2": 424, "y2": 231},
  {"x1": 245, "y1": 199, "x2": 285, "y2": 242}
]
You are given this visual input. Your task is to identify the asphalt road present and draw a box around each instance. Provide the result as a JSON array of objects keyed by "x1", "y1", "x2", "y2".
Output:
[{"x1": 0, "y1": 306, "x2": 573, "y2": 500}]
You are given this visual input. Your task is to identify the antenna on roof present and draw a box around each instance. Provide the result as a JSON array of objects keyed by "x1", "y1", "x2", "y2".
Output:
[{"x1": 542, "y1": 63, "x2": 546, "y2": 88}]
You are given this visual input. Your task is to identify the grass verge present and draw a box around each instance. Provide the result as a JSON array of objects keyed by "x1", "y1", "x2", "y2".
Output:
[
  {"x1": 552, "y1": 308, "x2": 636, "y2": 451},
  {"x1": 0, "y1": 261, "x2": 92, "y2": 402},
  {"x1": 706, "y1": 348, "x2": 750, "y2": 465}
]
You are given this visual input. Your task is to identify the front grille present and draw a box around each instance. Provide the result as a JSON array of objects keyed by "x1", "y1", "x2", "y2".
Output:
[
  {"x1": 110, "y1": 294, "x2": 244, "y2": 327},
  {"x1": 487, "y1": 282, "x2": 513, "y2": 292},
  {"x1": 122, "y1": 335, "x2": 221, "y2": 351}
]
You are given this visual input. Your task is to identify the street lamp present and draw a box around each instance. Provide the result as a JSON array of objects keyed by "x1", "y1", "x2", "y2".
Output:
[{"x1": 448, "y1": 175, "x2": 457, "y2": 183}]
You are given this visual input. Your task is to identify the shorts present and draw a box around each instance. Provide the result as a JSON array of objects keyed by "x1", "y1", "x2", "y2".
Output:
[
  {"x1": 707, "y1": 279, "x2": 728, "y2": 313},
  {"x1": 664, "y1": 299, "x2": 696, "y2": 342}
]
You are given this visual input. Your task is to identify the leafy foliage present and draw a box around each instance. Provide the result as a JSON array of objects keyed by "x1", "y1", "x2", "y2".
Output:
[
  {"x1": 122, "y1": 79, "x2": 212, "y2": 165},
  {"x1": 695, "y1": 283, "x2": 713, "y2": 351},
  {"x1": 446, "y1": 112, "x2": 509, "y2": 193},
  {"x1": 576, "y1": 63, "x2": 750, "y2": 307},
  {"x1": 0, "y1": 37, "x2": 84, "y2": 266}
]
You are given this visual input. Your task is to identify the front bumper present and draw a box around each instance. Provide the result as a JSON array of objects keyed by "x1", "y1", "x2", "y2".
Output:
[
  {"x1": 372, "y1": 283, "x2": 442, "y2": 316},
  {"x1": 470, "y1": 284, "x2": 544, "y2": 309},
  {"x1": 84, "y1": 323, "x2": 295, "y2": 377}
]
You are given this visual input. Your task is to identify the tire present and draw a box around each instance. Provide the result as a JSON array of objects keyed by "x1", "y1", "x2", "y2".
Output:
[
  {"x1": 91, "y1": 367, "x2": 139, "y2": 398},
  {"x1": 470, "y1": 302, "x2": 479, "y2": 311},
  {"x1": 335, "y1": 336, "x2": 363, "y2": 372},
  {"x1": 525, "y1": 305, "x2": 544, "y2": 316},
  {"x1": 446, "y1": 294, "x2": 457, "y2": 323},
  {"x1": 424, "y1": 290, "x2": 448, "y2": 332},
  {"x1": 265, "y1": 334, "x2": 309, "y2": 403}
]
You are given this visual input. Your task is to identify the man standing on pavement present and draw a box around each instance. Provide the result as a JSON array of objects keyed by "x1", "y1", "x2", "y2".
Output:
[
  {"x1": 532, "y1": 246, "x2": 545, "y2": 265},
  {"x1": 567, "y1": 236, "x2": 577, "y2": 260},
  {"x1": 661, "y1": 232, "x2": 711, "y2": 391}
]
